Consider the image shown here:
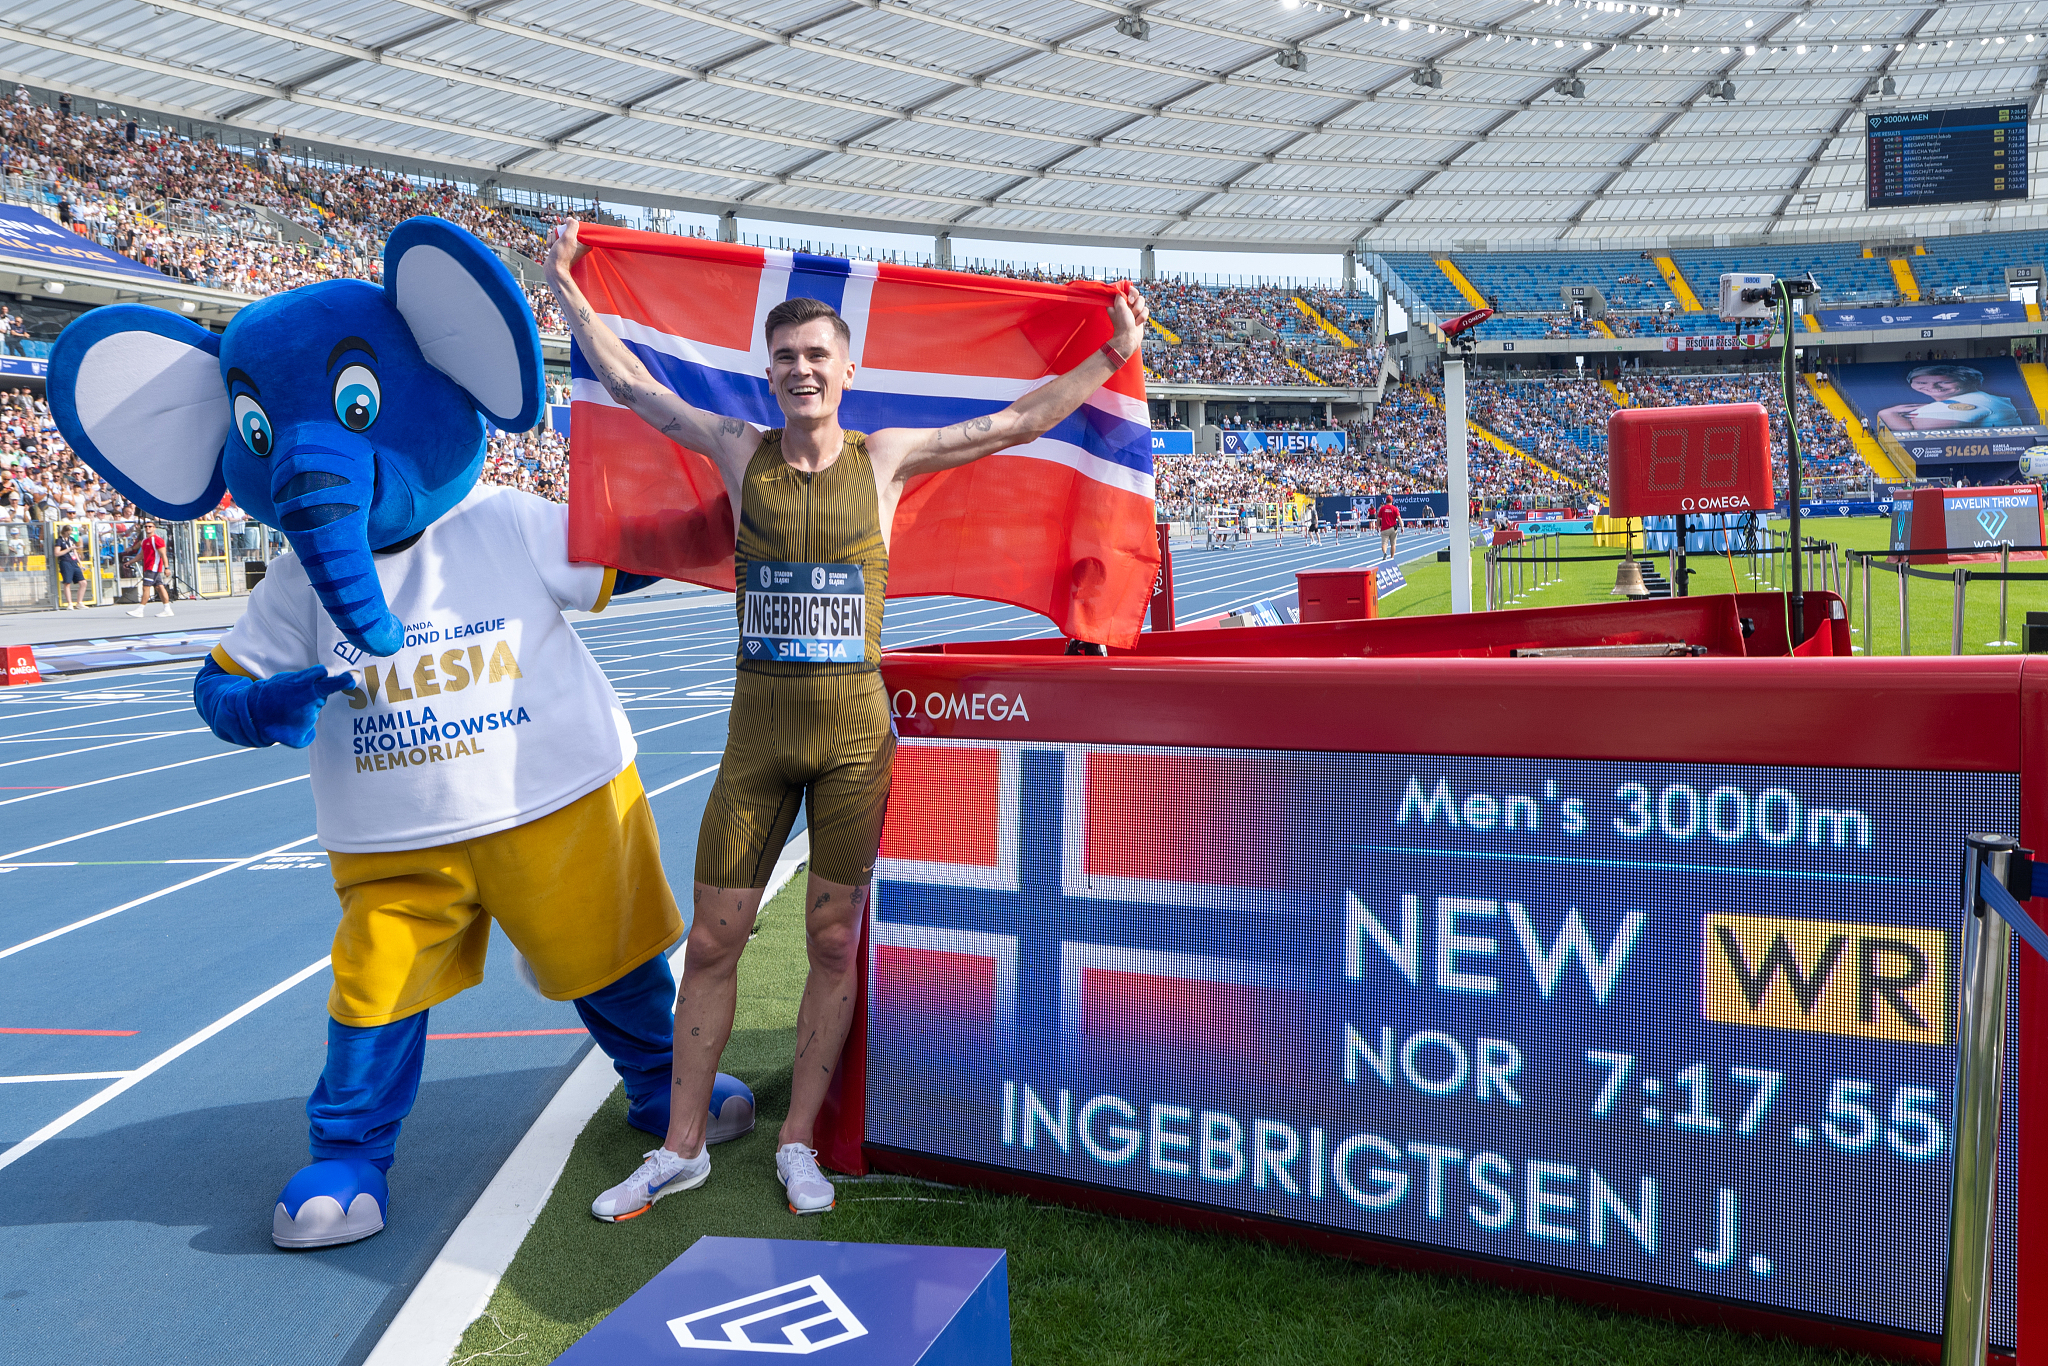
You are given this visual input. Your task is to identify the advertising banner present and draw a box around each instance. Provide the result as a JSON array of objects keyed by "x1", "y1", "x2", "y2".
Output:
[
  {"x1": 867, "y1": 740, "x2": 2020, "y2": 1348},
  {"x1": 1818, "y1": 301, "x2": 2027, "y2": 330},
  {"x1": 1221, "y1": 430, "x2": 1348, "y2": 456},
  {"x1": 1833, "y1": 360, "x2": 2040, "y2": 443},
  {"x1": 1661, "y1": 334, "x2": 1772, "y2": 353},
  {"x1": 1775, "y1": 501, "x2": 1891, "y2": 518},
  {"x1": 1150, "y1": 430, "x2": 1196, "y2": 458},
  {"x1": 1319, "y1": 493, "x2": 1448, "y2": 523},
  {"x1": 1897, "y1": 430, "x2": 2043, "y2": 472},
  {"x1": 1831, "y1": 359, "x2": 2045, "y2": 476},
  {"x1": 0, "y1": 355, "x2": 46, "y2": 380},
  {"x1": 0, "y1": 204, "x2": 167, "y2": 281}
]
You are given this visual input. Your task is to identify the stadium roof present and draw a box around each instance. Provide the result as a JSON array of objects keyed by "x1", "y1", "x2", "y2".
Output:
[{"x1": 3, "y1": 0, "x2": 2045, "y2": 253}]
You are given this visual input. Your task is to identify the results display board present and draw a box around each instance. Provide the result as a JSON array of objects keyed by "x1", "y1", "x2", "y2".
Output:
[
  {"x1": 867, "y1": 740, "x2": 2021, "y2": 1347},
  {"x1": 1868, "y1": 105, "x2": 2029, "y2": 209}
]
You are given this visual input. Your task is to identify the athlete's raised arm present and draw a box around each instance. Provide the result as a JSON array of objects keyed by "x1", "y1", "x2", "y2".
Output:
[
  {"x1": 543, "y1": 220, "x2": 760, "y2": 488},
  {"x1": 866, "y1": 282, "x2": 1149, "y2": 486}
]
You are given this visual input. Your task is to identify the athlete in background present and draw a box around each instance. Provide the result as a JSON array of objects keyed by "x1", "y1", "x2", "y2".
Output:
[{"x1": 545, "y1": 219, "x2": 1149, "y2": 1218}]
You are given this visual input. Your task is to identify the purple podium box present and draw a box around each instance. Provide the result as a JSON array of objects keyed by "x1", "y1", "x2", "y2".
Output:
[{"x1": 555, "y1": 1236, "x2": 1010, "y2": 1363}]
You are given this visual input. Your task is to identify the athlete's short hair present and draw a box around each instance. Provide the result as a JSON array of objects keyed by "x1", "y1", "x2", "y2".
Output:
[
  {"x1": 764, "y1": 297, "x2": 851, "y2": 352},
  {"x1": 1907, "y1": 363, "x2": 1984, "y2": 389}
]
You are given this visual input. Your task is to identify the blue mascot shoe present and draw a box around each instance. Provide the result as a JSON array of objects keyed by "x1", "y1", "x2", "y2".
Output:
[
  {"x1": 708, "y1": 1073, "x2": 756, "y2": 1145},
  {"x1": 273, "y1": 1159, "x2": 388, "y2": 1249},
  {"x1": 625, "y1": 1072, "x2": 755, "y2": 1144}
]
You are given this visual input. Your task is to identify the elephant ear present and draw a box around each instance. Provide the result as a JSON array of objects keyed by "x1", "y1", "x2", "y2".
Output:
[
  {"x1": 47, "y1": 306, "x2": 230, "y2": 521},
  {"x1": 384, "y1": 215, "x2": 543, "y2": 433}
]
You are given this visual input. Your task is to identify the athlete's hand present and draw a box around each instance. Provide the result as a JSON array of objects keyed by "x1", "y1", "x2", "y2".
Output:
[
  {"x1": 544, "y1": 219, "x2": 589, "y2": 287},
  {"x1": 1109, "y1": 283, "x2": 1150, "y2": 362}
]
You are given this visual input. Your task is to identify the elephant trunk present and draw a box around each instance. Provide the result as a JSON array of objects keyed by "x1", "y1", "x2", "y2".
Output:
[{"x1": 272, "y1": 430, "x2": 403, "y2": 658}]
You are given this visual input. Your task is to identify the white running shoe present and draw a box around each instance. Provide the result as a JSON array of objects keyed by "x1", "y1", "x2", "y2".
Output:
[
  {"x1": 775, "y1": 1143, "x2": 835, "y2": 1214},
  {"x1": 156, "y1": 605, "x2": 174, "y2": 617},
  {"x1": 125, "y1": 606, "x2": 144, "y2": 616},
  {"x1": 591, "y1": 1145, "x2": 708, "y2": 1223}
]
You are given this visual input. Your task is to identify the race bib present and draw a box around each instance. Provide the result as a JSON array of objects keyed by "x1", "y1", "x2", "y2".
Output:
[{"x1": 741, "y1": 561, "x2": 867, "y2": 664}]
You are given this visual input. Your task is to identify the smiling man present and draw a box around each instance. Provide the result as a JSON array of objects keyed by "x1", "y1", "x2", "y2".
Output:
[{"x1": 544, "y1": 220, "x2": 1148, "y2": 1220}]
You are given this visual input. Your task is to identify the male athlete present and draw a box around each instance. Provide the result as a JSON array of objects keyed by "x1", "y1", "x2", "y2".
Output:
[{"x1": 545, "y1": 221, "x2": 1149, "y2": 1218}]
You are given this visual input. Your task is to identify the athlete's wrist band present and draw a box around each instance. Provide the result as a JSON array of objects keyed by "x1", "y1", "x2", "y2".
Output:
[{"x1": 1100, "y1": 341, "x2": 1131, "y2": 367}]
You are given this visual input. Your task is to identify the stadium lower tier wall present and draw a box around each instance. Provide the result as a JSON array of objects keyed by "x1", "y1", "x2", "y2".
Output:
[{"x1": 821, "y1": 639, "x2": 2048, "y2": 1364}]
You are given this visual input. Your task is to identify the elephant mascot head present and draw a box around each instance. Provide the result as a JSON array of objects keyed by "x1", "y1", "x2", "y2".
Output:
[{"x1": 48, "y1": 216, "x2": 543, "y2": 657}]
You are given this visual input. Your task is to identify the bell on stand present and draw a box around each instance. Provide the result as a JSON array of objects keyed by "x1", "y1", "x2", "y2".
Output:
[{"x1": 1612, "y1": 555, "x2": 1650, "y2": 599}]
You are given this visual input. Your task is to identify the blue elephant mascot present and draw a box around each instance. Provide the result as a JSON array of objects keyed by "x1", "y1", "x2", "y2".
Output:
[{"x1": 48, "y1": 216, "x2": 751, "y2": 1249}]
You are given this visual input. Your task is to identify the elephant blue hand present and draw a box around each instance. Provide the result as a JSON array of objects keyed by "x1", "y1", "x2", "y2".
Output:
[{"x1": 194, "y1": 658, "x2": 356, "y2": 749}]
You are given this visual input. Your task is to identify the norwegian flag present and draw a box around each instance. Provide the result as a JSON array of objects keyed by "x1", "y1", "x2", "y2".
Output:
[
  {"x1": 562, "y1": 226, "x2": 1160, "y2": 647},
  {"x1": 869, "y1": 740, "x2": 1306, "y2": 1084}
]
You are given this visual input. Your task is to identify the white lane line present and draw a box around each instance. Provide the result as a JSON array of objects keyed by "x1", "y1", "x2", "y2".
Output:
[
  {"x1": 0, "y1": 706, "x2": 197, "y2": 740},
  {"x1": 0, "y1": 730, "x2": 182, "y2": 742},
  {"x1": 629, "y1": 706, "x2": 731, "y2": 739},
  {"x1": 0, "y1": 730, "x2": 210, "y2": 768},
  {"x1": 0, "y1": 860, "x2": 246, "y2": 869},
  {"x1": 645, "y1": 762, "x2": 722, "y2": 799},
  {"x1": 0, "y1": 1071, "x2": 134, "y2": 1085},
  {"x1": 362, "y1": 830, "x2": 811, "y2": 1366},
  {"x1": 0, "y1": 775, "x2": 309, "y2": 862},
  {"x1": 0, "y1": 749, "x2": 244, "y2": 808},
  {"x1": 0, "y1": 955, "x2": 332, "y2": 1177},
  {"x1": 0, "y1": 834, "x2": 322, "y2": 961}
]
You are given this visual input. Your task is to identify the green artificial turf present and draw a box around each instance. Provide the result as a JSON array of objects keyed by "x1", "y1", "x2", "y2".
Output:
[
  {"x1": 1377, "y1": 517, "x2": 2048, "y2": 657},
  {"x1": 453, "y1": 869, "x2": 1894, "y2": 1366}
]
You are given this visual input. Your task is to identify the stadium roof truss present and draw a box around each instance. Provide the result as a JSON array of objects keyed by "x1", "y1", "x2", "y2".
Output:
[{"x1": 3, "y1": 0, "x2": 2046, "y2": 251}]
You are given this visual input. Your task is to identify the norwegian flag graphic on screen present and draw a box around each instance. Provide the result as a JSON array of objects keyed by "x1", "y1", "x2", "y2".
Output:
[{"x1": 868, "y1": 740, "x2": 1308, "y2": 1113}]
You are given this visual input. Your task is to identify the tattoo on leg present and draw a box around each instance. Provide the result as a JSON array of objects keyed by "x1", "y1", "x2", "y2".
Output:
[{"x1": 811, "y1": 892, "x2": 829, "y2": 913}]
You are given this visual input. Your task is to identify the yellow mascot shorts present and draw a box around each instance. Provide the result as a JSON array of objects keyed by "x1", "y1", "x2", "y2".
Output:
[{"x1": 324, "y1": 764, "x2": 682, "y2": 1027}]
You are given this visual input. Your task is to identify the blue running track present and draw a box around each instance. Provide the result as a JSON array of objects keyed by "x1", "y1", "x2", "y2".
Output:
[{"x1": 0, "y1": 527, "x2": 1445, "y2": 1366}]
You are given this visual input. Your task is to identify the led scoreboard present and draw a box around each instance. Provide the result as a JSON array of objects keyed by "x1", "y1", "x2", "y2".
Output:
[
  {"x1": 850, "y1": 652, "x2": 2043, "y2": 1357},
  {"x1": 1868, "y1": 104, "x2": 2029, "y2": 209},
  {"x1": 1607, "y1": 402, "x2": 1773, "y2": 518}
]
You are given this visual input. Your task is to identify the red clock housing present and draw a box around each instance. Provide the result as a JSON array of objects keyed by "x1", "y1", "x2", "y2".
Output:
[{"x1": 1606, "y1": 401, "x2": 1774, "y2": 517}]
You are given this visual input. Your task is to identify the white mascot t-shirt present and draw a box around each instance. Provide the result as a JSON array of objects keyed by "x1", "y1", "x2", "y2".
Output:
[{"x1": 220, "y1": 485, "x2": 636, "y2": 853}]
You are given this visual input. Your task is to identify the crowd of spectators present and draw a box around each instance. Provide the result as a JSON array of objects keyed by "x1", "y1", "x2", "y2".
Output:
[
  {"x1": 1469, "y1": 379, "x2": 1614, "y2": 490},
  {"x1": 482, "y1": 427, "x2": 572, "y2": 503},
  {"x1": 1154, "y1": 363, "x2": 1875, "y2": 523},
  {"x1": 1154, "y1": 380, "x2": 1586, "y2": 519},
  {"x1": 1, "y1": 387, "x2": 138, "y2": 524},
  {"x1": 0, "y1": 88, "x2": 567, "y2": 333},
  {"x1": 0, "y1": 88, "x2": 1888, "y2": 564},
  {"x1": 1618, "y1": 372, "x2": 1862, "y2": 486},
  {"x1": 1142, "y1": 278, "x2": 1383, "y2": 389}
]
